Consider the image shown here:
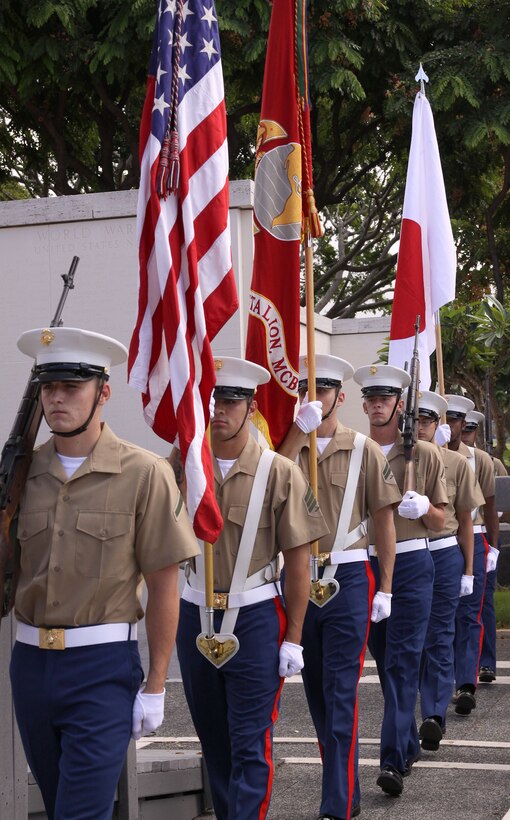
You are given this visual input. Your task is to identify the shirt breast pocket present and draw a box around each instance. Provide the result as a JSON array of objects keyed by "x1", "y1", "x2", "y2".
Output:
[
  {"x1": 446, "y1": 478, "x2": 457, "y2": 502},
  {"x1": 226, "y1": 504, "x2": 272, "y2": 571},
  {"x1": 17, "y1": 510, "x2": 50, "y2": 577},
  {"x1": 75, "y1": 511, "x2": 134, "y2": 578},
  {"x1": 329, "y1": 472, "x2": 347, "y2": 491}
]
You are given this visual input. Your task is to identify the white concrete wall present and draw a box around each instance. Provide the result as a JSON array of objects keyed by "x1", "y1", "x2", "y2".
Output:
[{"x1": 0, "y1": 184, "x2": 389, "y2": 451}]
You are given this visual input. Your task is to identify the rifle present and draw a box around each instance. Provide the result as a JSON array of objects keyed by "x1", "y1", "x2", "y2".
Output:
[
  {"x1": 402, "y1": 315, "x2": 421, "y2": 493},
  {"x1": 0, "y1": 257, "x2": 79, "y2": 620},
  {"x1": 484, "y1": 373, "x2": 493, "y2": 456}
]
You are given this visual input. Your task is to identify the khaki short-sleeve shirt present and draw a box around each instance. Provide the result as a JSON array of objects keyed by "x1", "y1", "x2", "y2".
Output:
[
  {"x1": 368, "y1": 432, "x2": 448, "y2": 542},
  {"x1": 458, "y1": 441, "x2": 496, "y2": 525},
  {"x1": 437, "y1": 447, "x2": 485, "y2": 537},
  {"x1": 298, "y1": 422, "x2": 401, "y2": 553},
  {"x1": 210, "y1": 435, "x2": 328, "y2": 590},
  {"x1": 15, "y1": 424, "x2": 199, "y2": 627},
  {"x1": 493, "y1": 457, "x2": 508, "y2": 478}
]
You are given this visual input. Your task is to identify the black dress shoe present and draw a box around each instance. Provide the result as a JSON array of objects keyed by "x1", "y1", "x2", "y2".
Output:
[
  {"x1": 403, "y1": 751, "x2": 421, "y2": 776},
  {"x1": 479, "y1": 666, "x2": 496, "y2": 683},
  {"x1": 376, "y1": 766, "x2": 404, "y2": 796},
  {"x1": 419, "y1": 716, "x2": 443, "y2": 751},
  {"x1": 454, "y1": 686, "x2": 476, "y2": 715},
  {"x1": 317, "y1": 805, "x2": 360, "y2": 820}
]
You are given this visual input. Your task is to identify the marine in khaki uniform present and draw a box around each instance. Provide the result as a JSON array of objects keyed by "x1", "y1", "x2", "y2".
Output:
[
  {"x1": 353, "y1": 365, "x2": 448, "y2": 798},
  {"x1": 461, "y1": 409, "x2": 507, "y2": 684},
  {"x1": 279, "y1": 354, "x2": 400, "y2": 820},
  {"x1": 176, "y1": 357, "x2": 328, "y2": 820},
  {"x1": 445, "y1": 395, "x2": 499, "y2": 715},
  {"x1": 414, "y1": 391, "x2": 484, "y2": 753},
  {"x1": 10, "y1": 327, "x2": 199, "y2": 820}
]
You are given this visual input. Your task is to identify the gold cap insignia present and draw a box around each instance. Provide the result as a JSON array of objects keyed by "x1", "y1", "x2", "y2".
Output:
[
  {"x1": 419, "y1": 391, "x2": 423, "y2": 398},
  {"x1": 40, "y1": 329, "x2": 55, "y2": 346},
  {"x1": 370, "y1": 365, "x2": 378, "y2": 375},
  {"x1": 214, "y1": 359, "x2": 223, "y2": 370}
]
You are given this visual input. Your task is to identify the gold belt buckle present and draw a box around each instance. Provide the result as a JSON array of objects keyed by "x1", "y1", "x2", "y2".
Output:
[
  {"x1": 213, "y1": 592, "x2": 229, "y2": 610},
  {"x1": 39, "y1": 628, "x2": 65, "y2": 650},
  {"x1": 317, "y1": 553, "x2": 330, "y2": 568}
]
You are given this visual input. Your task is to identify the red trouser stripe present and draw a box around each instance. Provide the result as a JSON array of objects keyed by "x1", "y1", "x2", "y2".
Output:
[
  {"x1": 476, "y1": 535, "x2": 490, "y2": 678},
  {"x1": 345, "y1": 562, "x2": 376, "y2": 819},
  {"x1": 258, "y1": 596, "x2": 287, "y2": 820}
]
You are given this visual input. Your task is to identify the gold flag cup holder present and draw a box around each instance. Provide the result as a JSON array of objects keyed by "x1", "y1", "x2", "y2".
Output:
[
  {"x1": 309, "y1": 554, "x2": 339, "y2": 607},
  {"x1": 196, "y1": 606, "x2": 240, "y2": 668}
]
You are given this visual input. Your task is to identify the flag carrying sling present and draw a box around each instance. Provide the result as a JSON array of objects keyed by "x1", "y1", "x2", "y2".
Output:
[{"x1": 128, "y1": 0, "x2": 238, "y2": 542}]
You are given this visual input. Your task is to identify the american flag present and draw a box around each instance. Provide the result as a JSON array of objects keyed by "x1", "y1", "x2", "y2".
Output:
[{"x1": 128, "y1": 0, "x2": 238, "y2": 542}]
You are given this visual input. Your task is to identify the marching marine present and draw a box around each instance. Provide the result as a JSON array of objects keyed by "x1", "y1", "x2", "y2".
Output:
[
  {"x1": 279, "y1": 354, "x2": 400, "y2": 820},
  {"x1": 461, "y1": 409, "x2": 507, "y2": 684},
  {"x1": 10, "y1": 327, "x2": 199, "y2": 820},
  {"x1": 414, "y1": 391, "x2": 484, "y2": 752},
  {"x1": 445, "y1": 395, "x2": 499, "y2": 714},
  {"x1": 353, "y1": 364, "x2": 448, "y2": 797},
  {"x1": 176, "y1": 357, "x2": 328, "y2": 820}
]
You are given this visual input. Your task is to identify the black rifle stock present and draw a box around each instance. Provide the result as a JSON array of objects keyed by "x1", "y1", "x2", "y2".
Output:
[
  {"x1": 0, "y1": 257, "x2": 79, "y2": 619},
  {"x1": 403, "y1": 315, "x2": 421, "y2": 493}
]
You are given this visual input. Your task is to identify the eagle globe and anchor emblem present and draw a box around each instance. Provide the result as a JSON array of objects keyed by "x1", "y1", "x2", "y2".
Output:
[{"x1": 253, "y1": 119, "x2": 302, "y2": 241}]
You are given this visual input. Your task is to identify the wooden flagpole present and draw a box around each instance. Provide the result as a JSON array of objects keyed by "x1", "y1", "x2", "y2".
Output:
[{"x1": 434, "y1": 310, "x2": 446, "y2": 397}]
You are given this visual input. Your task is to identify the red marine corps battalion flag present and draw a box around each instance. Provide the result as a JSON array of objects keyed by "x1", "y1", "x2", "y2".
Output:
[
  {"x1": 245, "y1": 0, "x2": 320, "y2": 450},
  {"x1": 128, "y1": 0, "x2": 238, "y2": 542},
  {"x1": 389, "y1": 87, "x2": 456, "y2": 389}
]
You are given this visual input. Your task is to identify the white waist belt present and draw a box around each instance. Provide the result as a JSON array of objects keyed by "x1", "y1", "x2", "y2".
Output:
[
  {"x1": 428, "y1": 535, "x2": 458, "y2": 551},
  {"x1": 16, "y1": 621, "x2": 137, "y2": 650},
  {"x1": 369, "y1": 538, "x2": 428, "y2": 557},
  {"x1": 473, "y1": 524, "x2": 484, "y2": 534},
  {"x1": 316, "y1": 548, "x2": 369, "y2": 565},
  {"x1": 182, "y1": 581, "x2": 279, "y2": 609}
]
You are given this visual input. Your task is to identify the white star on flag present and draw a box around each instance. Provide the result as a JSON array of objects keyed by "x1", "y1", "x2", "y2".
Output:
[
  {"x1": 156, "y1": 63, "x2": 167, "y2": 84},
  {"x1": 201, "y1": 38, "x2": 218, "y2": 60},
  {"x1": 201, "y1": 5, "x2": 217, "y2": 26},
  {"x1": 152, "y1": 92, "x2": 170, "y2": 115},
  {"x1": 182, "y1": 0, "x2": 194, "y2": 21},
  {"x1": 180, "y1": 31, "x2": 192, "y2": 52},
  {"x1": 178, "y1": 63, "x2": 191, "y2": 83}
]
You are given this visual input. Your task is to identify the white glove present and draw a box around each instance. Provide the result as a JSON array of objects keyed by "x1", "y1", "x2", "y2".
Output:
[
  {"x1": 209, "y1": 392, "x2": 215, "y2": 419},
  {"x1": 486, "y1": 546, "x2": 499, "y2": 573},
  {"x1": 459, "y1": 574, "x2": 474, "y2": 597},
  {"x1": 371, "y1": 591, "x2": 392, "y2": 622},
  {"x1": 278, "y1": 641, "x2": 304, "y2": 677},
  {"x1": 295, "y1": 394, "x2": 323, "y2": 434},
  {"x1": 434, "y1": 423, "x2": 451, "y2": 446},
  {"x1": 398, "y1": 490, "x2": 430, "y2": 519},
  {"x1": 132, "y1": 688, "x2": 165, "y2": 740}
]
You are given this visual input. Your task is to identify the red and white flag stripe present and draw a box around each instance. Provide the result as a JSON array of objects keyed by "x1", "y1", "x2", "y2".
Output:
[{"x1": 129, "y1": 4, "x2": 238, "y2": 542}]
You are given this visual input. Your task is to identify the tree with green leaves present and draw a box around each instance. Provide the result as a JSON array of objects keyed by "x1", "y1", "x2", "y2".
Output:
[
  {"x1": 436, "y1": 296, "x2": 510, "y2": 461},
  {"x1": 1, "y1": 0, "x2": 509, "y2": 318}
]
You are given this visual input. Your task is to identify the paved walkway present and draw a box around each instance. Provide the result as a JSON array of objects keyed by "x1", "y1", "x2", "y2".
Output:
[{"x1": 139, "y1": 632, "x2": 510, "y2": 820}]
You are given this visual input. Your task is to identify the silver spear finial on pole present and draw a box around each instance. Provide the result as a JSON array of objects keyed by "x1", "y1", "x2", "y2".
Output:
[{"x1": 415, "y1": 62, "x2": 429, "y2": 96}]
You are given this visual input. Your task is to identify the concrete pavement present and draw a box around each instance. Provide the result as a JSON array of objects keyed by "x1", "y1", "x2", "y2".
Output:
[{"x1": 139, "y1": 632, "x2": 510, "y2": 820}]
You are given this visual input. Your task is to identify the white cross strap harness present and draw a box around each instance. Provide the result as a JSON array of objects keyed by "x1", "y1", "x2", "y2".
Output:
[
  {"x1": 183, "y1": 448, "x2": 279, "y2": 635},
  {"x1": 321, "y1": 432, "x2": 368, "y2": 581}
]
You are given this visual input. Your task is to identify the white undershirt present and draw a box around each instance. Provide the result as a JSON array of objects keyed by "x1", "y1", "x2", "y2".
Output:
[
  {"x1": 316, "y1": 437, "x2": 332, "y2": 456},
  {"x1": 216, "y1": 458, "x2": 237, "y2": 479},
  {"x1": 380, "y1": 443, "x2": 394, "y2": 456},
  {"x1": 57, "y1": 453, "x2": 87, "y2": 478}
]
